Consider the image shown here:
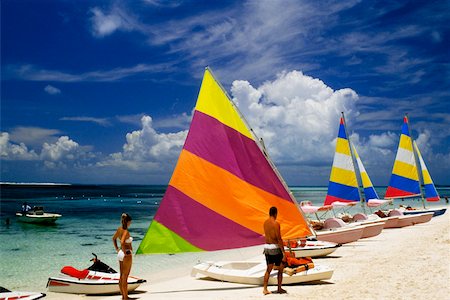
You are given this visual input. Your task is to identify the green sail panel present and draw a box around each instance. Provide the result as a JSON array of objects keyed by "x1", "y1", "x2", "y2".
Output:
[{"x1": 136, "y1": 220, "x2": 202, "y2": 254}]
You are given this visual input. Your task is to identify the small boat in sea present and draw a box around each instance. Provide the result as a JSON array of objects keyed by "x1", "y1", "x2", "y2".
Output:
[
  {"x1": 47, "y1": 253, "x2": 146, "y2": 295},
  {"x1": 384, "y1": 115, "x2": 446, "y2": 217},
  {"x1": 15, "y1": 206, "x2": 61, "y2": 225},
  {"x1": 136, "y1": 68, "x2": 334, "y2": 284},
  {"x1": 0, "y1": 286, "x2": 45, "y2": 300}
]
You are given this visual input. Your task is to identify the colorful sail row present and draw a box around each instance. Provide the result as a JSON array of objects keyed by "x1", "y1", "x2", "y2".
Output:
[
  {"x1": 137, "y1": 68, "x2": 312, "y2": 254},
  {"x1": 384, "y1": 116, "x2": 421, "y2": 199},
  {"x1": 324, "y1": 116, "x2": 360, "y2": 205},
  {"x1": 413, "y1": 141, "x2": 440, "y2": 202}
]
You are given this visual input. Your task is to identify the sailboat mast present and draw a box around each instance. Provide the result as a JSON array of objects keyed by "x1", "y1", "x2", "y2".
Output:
[
  {"x1": 341, "y1": 112, "x2": 366, "y2": 214},
  {"x1": 404, "y1": 114, "x2": 427, "y2": 209},
  {"x1": 206, "y1": 67, "x2": 317, "y2": 238}
]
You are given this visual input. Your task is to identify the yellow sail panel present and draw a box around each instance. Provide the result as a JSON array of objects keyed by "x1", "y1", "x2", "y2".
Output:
[
  {"x1": 335, "y1": 137, "x2": 351, "y2": 155},
  {"x1": 329, "y1": 167, "x2": 358, "y2": 188},
  {"x1": 195, "y1": 69, "x2": 254, "y2": 140},
  {"x1": 399, "y1": 135, "x2": 414, "y2": 151},
  {"x1": 392, "y1": 160, "x2": 419, "y2": 181}
]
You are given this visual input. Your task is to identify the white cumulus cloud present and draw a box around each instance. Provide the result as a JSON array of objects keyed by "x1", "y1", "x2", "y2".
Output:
[
  {"x1": 0, "y1": 132, "x2": 39, "y2": 161},
  {"x1": 44, "y1": 84, "x2": 61, "y2": 95},
  {"x1": 231, "y1": 70, "x2": 359, "y2": 165},
  {"x1": 98, "y1": 115, "x2": 187, "y2": 172}
]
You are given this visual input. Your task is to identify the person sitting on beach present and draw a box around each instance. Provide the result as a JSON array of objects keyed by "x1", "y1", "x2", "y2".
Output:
[
  {"x1": 263, "y1": 206, "x2": 287, "y2": 295},
  {"x1": 112, "y1": 213, "x2": 133, "y2": 300},
  {"x1": 21, "y1": 202, "x2": 31, "y2": 213}
]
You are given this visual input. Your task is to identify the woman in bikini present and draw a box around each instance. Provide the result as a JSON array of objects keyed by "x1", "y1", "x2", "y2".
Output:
[{"x1": 112, "y1": 213, "x2": 133, "y2": 300}]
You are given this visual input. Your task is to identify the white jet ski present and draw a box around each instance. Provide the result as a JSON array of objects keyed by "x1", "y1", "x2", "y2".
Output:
[
  {"x1": 47, "y1": 253, "x2": 146, "y2": 295},
  {"x1": 0, "y1": 286, "x2": 45, "y2": 300}
]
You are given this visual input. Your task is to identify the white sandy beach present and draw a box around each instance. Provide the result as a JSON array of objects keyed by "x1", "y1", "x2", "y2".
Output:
[{"x1": 44, "y1": 210, "x2": 449, "y2": 300}]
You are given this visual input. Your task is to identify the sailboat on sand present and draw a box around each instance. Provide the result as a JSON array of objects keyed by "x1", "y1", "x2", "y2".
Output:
[
  {"x1": 384, "y1": 115, "x2": 446, "y2": 218},
  {"x1": 137, "y1": 68, "x2": 334, "y2": 285},
  {"x1": 317, "y1": 113, "x2": 386, "y2": 238}
]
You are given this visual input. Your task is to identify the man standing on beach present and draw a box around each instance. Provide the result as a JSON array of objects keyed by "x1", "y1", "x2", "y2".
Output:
[{"x1": 263, "y1": 206, "x2": 286, "y2": 295}]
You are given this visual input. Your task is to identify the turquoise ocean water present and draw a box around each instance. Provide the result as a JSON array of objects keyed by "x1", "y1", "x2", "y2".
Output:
[{"x1": 0, "y1": 184, "x2": 448, "y2": 292}]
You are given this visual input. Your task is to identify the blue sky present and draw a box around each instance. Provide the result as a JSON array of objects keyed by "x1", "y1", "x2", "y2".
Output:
[{"x1": 1, "y1": 0, "x2": 449, "y2": 186}]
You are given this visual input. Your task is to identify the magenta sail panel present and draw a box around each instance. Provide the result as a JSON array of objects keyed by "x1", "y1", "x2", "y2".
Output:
[
  {"x1": 154, "y1": 185, "x2": 265, "y2": 251},
  {"x1": 184, "y1": 110, "x2": 292, "y2": 201}
]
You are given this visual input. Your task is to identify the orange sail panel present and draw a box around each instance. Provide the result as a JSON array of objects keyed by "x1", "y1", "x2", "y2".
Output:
[{"x1": 137, "y1": 68, "x2": 311, "y2": 254}]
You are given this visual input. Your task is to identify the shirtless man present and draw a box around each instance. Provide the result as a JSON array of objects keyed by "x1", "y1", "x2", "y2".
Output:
[{"x1": 263, "y1": 206, "x2": 286, "y2": 295}]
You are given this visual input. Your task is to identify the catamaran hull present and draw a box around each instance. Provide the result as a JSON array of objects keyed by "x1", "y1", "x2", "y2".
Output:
[
  {"x1": 46, "y1": 276, "x2": 145, "y2": 295},
  {"x1": 287, "y1": 241, "x2": 341, "y2": 257},
  {"x1": 379, "y1": 216, "x2": 400, "y2": 228},
  {"x1": 402, "y1": 208, "x2": 446, "y2": 217},
  {"x1": 315, "y1": 226, "x2": 363, "y2": 244},
  {"x1": 191, "y1": 261, "x2": 333, "y2": 285},
  {"x1": 359, "y1": 222, "x2": 385, "y2": 238},
  {"x1": 408, "y1": 212, "x2": 434, "y2": 224},
  {"x1": 386, "y1": 212, "x2": 433, "y2": 228}
]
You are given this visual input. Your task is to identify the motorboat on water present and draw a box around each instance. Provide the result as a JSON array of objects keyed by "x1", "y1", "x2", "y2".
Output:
[
  {"x1": 47, "y1": 253, "x2": 146, "y2": 295},
  {"x1": 16, "y1": 206, "x2": 61, "y2": 225},
  {"x1": 0, "y1": 286, "x2": 45, "y2": 300}
]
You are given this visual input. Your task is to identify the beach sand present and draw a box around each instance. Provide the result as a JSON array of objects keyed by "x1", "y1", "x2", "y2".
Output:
[{"x1": 44, "y1": 211, "x2": 449, "y2": 300}]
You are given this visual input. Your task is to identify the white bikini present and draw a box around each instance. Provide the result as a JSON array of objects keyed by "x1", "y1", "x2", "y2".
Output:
[{"x1": 117, "y1": 236, "x2": 133, "y2": 261}]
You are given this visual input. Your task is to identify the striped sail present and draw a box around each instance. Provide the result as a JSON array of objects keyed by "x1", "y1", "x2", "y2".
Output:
[
  {"x1": 324, "y1": 117, "x2": 360, "y2": 205},
  {"x1": 385, "y1": 116, "x2": 421, "y2": 199},
  {"x1": 137, "y1": 68, "x2": 312, "y2": 254},
  {"x1": 414, "y1": 141, "x2": 440, "y2": 202},
  {"x1": 352, "y1": 144, "x2": 379, "y2": 201}
]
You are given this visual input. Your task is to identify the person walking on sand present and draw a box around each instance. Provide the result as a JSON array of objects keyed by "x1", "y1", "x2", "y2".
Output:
[
  {"x1": 263, "y1": 206, "x2": 286, "y2": 295},
  {"x1": 113, "y1": 213, "x2": 133, "y2": 300}
]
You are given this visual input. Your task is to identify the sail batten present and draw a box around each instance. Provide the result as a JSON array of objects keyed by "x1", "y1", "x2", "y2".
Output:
[{"x1": 137, "y1": 68, "x2": 312, "y2": 254}]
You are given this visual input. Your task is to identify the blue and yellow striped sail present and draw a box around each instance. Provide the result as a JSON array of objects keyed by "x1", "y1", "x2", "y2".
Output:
[
  {"x1": 414, "y1": 141, "x2": 440, "y2": 202},
  {"x1": 385, "y1": 116, "x2": 421, "y2": 199},
  {"x1": 324, "y1": 117, "x2": 360, "y2": 205},
  {"x1": 352, "y1": 144, "x2": 379, "y2": 201}
]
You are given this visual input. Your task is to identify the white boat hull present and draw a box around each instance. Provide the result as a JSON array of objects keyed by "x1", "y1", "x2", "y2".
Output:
[
  {"x1": 191, "y1": 261, "x2": 333, "y2": 285},
  {"x1": 47, "y1": 272, "x2": 145, "y2": 295},
  {"x1": 0, "y1": 290, "x2": 45, "y2": 300},
  {"x1": 16, "y1": 212, "x2": 61, "y2": 224},
  {"x1": 285, "y1": 240, "x2": 341, "y2": 257}
]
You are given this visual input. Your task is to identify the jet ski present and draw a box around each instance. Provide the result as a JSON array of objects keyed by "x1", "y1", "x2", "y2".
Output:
[
  {"x1": 0, "y1": 286, "x2": 46, "y2": 300},
  {"x1": 47, "y1": 253, "x2": 146, "y2": 295}
]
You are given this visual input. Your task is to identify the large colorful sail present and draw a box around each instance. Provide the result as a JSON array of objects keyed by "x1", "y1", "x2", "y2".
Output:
[
  {"x1": 137, "y1": 68, "x2": 312, "y2": 254},
  {"x1": 324, "y1": 116, "x2": 360, "y2": 205},
  {"x1": 385, "y1": 116, "x2": 421, "y2": 199},
  {"x1": 352, "y1": 144, "x2": 379, "y2": 201},
  {"x1": 414, "y1": 141, "x2": 440, "y2": 202}
]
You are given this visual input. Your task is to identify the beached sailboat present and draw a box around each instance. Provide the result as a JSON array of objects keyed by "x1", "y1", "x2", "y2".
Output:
[
  {"x1": 315, "y1": 113, "x2": 385, "y2": 238},
  {"x1": 137, "y1": 68, "x2": 334, "y2": 284},
  {"x1": 385, "y1": 115, "x2": 446, "y2": 217}
]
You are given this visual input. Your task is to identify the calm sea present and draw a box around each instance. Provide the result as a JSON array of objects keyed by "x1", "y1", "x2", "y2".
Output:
[{"x1": 0, "y1": 184, "x2": 448, "y2": 292}]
